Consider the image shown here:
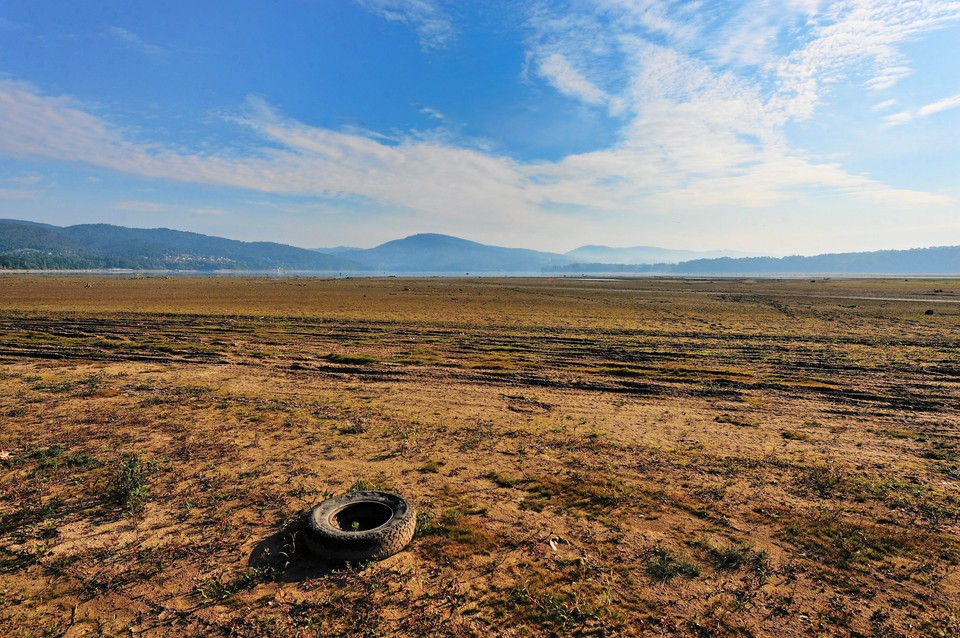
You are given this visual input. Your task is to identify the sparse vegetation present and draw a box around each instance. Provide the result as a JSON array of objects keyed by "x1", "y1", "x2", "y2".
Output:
[
  {"x1": 107, "y1": 453, "x2": 157, "y2": 514},
  {"x1": 1, "y1": 275, "x2": 958, "y2": 636},
  {"x1": 646, "y1": 546, "x2": 700, "y2": 582}
]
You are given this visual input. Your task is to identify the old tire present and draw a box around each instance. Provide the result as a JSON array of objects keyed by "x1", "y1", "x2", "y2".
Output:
[{"x1": 303, "y1": 491, "x2": 416, "y2": 562}]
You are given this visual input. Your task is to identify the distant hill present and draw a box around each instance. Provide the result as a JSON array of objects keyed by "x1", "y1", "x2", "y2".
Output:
[
  {"x1": 550, "y1": 245, "x2": 960, "y2": 275},
  {"x1": 669, "y1": 246, "x2": 960, "y2": 274},
  {"x1": 311, "y1": 245, "x2": 363, "y2": 255},
  {"x1": 3, "y1": 218, "x2": 958, "y2": 275},
  {"x1": 339, "y1": 233, "x2": 573, "y2": 273},
  {"x1": 566, "y1": 245, "x2": 749, "y2": 264},
  {"x1": 0, "y1": 219, "x2": 363, "y2": 271}
]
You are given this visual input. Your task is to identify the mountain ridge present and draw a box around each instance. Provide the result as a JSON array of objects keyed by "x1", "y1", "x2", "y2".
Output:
[
  {"x1": 1, "y1": 219, "x2": 958, "y2": 274},
  {"x1": 0, "y1": 219, "x2": 362, "y2": 271},
  {"x1": 339, "y1": 233, "x2": 572, "y2": 272},
  {"x1": 565, "y1": 244, "x2": 752, "y2": 264},
  {"x1": 550, "y1": 245, "x2": 960, "y2": 275}
]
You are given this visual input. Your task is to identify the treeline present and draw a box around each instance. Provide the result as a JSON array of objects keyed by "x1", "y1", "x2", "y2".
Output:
[
  {"x1": 547, "y1": 245, "x2": 960, "y2": 275},
  {"x1": 0, "y1": 219, "x2": 360, "y2": 271},
  {"x1": 0, "y1": 253, "x2": 241, "y2": 271}
]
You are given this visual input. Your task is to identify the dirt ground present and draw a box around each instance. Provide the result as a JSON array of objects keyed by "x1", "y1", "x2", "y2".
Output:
[{"x1": 0, "y1": 275, "x2": 958, "y2": 637}]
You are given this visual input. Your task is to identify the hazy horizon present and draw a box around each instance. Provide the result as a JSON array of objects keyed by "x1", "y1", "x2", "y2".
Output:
[{"x1": 2, "y1": 1, "x2": 960, "y2": 255}]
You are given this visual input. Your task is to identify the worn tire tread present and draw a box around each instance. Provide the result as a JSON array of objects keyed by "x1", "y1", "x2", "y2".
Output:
[{"x1": 303, "y1": 491, "x2": 415, "y2": 562}]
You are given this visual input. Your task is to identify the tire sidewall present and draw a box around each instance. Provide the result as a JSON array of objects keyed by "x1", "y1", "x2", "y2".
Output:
[{"x1": 304, "y1": 491, "x2": 415, "y2": 562}]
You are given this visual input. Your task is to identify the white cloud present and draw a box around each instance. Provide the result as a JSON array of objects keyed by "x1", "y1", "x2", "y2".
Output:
[
  {"x1": 706, "y1": 0, "x2": 819, "y2": 69},
  {"x1": 866, "y1": 66, "x2": 912, "y2": 91},
  {"x1": 537, "y1": 53, "x2": 619, "y2": 112},
  {"x1": 109, "y1": 27, "x2": 166, "y2": 57},
  {"x1": 883, "y1": 111, "x2": 913, "y2": 127},
  {"x1": 419, "y1": 106, "x2": 445, "y2": 121},
  {"x1": 870, "y1": 99, "x2": 897, "y2": 112},
  {"x1": 882, "y1": 92, "x2": 960, "y2": 126},
  {"x1": 354, "y1": 0, "x2": 455, "y2": 50},
  {"x1": 517, "y1": 0, "x2": 960, "y2": 217},
  {"x1": 773, "y1": 0, "x2": 960, "y2": 118},
  {"x1": 0, "y1": 56, "x2": 955, "y2": 253},
  {"x1": 919, "y1": 92, "x2": 960, "y2": 116}
]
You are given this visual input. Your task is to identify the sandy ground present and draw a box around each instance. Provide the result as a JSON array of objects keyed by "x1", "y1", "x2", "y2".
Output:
[{"x1": 0, "y1": 275, "x2": 958, "y2": 636}]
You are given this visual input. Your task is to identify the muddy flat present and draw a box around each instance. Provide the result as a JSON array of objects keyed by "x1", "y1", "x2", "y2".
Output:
[{"x1": 1, "y1": 275, "x2": 958, "y2": 637}]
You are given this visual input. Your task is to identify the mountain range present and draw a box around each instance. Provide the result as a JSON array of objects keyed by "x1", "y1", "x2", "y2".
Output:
[
  {"x1": 0, "y1": 219, "x2": 361, "y2": 271},
  {"x1": 564, "y1": 245, "x2": 748, "y2": 264},
  {"x1": 1, "y1": 218, "x2": 958, "y2": 274}
]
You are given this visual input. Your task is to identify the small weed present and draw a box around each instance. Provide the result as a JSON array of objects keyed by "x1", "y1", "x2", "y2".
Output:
[
  {"x1": 646, "y1": 547, "x2": 700, "y2": 582},
  {"x1": 338, "y1": 418, "x2": 367, "y2": 434},
  {"x1": 27, "y1": 444, "x2": 66, "y2": 460},
  {"x1": 107, "y1": 454, "x2": 157, "y2": 514},
  {"x1": 798, "y1": 464, "x2": 845, "y2": 498},
  {"x1": 414, "y1": 510, "x2": 438, "y2": 536},
  {"x1": 415, "y1": 502, "x2": 492, "y2": 557},
  {"x1": 347, "y1": 474, "x2": 390, "y2": 493},
  {"x1": 458, "y1": 418, "x2": 495, "y2": 452},
  {"x1": 418, "y1": 459, "x2": 444, "y2": 473},
  {"x1": 485, "y1": 471, "x2": 520, "y2": 488},
  {"x1": 27, "y1": 445, "x2": 97, "y2": 472},
  {"x1": 505, "y1": 582, "x2": 602, "y2": 632},
  {"x1": 194, "y1": 567, "x2": 271, "y2": 602},
  {"x1": 692, "y1": 539, "x2": 770, "y2": 578}
]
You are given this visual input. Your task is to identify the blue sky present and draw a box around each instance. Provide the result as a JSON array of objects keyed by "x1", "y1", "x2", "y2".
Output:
[{"x1": 1, "y1": 0, "x2": 959, "y2": 255}]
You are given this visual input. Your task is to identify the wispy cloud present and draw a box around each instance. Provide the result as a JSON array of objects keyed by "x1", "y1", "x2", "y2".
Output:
[
  {"x1": 519, "y1": 0, "x2": 960, "y2": 215},
  {"x1": 919, "y1": 92, "x2": 960, "y2": 117},
  {"x1": 0, "y1": 78, "x2": 948, "y2": 250},
  {"x1": 870, "y1": 99, "x2": 897, "y2": 112},
  {"x1": 773, "y1": 0, "x2": 960, "y2": 117},
  {"x1": 537, "y1": 53, "x2": 625, "y2": 115},
  {"x1": 113, "y1": 200, "x2": 167, "y2": 213},
  {"x1": 109, "y1": 27, "x2": 166, "y2": 57},
  {"x1": 8, "y1": 173, "x2": 43, "y2": 185},
  {"x1": 419, "y1": 106, "x2": 445, "y2": 121},
  {"x1": 883, "y1": 111, "x2": 913, "y2": 127},
  {"x1": 354, "y1": 0, "x2": 455, "y2": 50},
  {"x1": 0, "y1": 172, "x2": 43, "y2": 199},
  {"x1": 883, "y1": 91, "x2": 960, "y2": 126},
  {"x1": 0, "y1": 188, "x2": 37, "y2": 200}
]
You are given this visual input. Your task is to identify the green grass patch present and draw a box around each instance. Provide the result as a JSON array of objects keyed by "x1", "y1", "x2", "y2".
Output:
[
  {"x1": 417, "y1": 459, "x2": 444, "y2": 474},
  {"x1": 777, "y1": 510, "x2": 906, "y2": 567},
  {"x1": 873, "y1": 428, "x2": 924, "y2": 441},
  {"x1": 646, "y1": 547, "x2": 700, "y2": 582},
  {"x1": 107, "y1": 453, "x2": 158, "y2": 514}
]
